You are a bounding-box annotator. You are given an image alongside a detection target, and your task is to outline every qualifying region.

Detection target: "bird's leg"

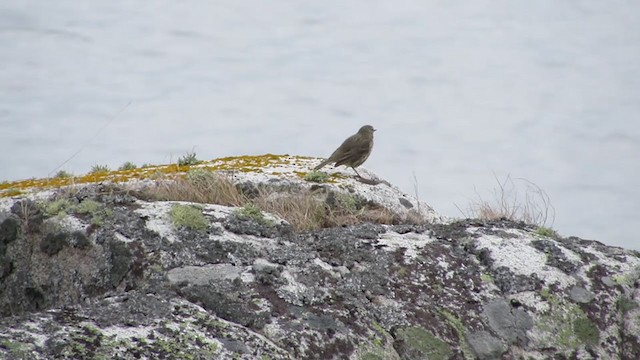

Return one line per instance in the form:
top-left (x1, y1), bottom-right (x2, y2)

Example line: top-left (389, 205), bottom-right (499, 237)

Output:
top-left (351, 167), bottom-right (362, 178)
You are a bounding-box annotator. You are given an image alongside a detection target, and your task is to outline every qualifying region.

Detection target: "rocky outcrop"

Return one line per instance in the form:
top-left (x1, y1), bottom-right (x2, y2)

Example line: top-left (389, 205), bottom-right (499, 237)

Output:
top-left (0, 155), bottom-right (638, 359)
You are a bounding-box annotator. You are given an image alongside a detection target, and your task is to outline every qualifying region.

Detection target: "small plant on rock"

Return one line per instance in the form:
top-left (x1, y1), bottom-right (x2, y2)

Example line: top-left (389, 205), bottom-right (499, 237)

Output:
top-left (43, 198), bottom-right (72, 217)
top-left (457, 174), bottom-right (555, 228)
top-left (536, 226), bottom-right (558, 238)
top-left (304, 171), bottom-right (330, 183)
top-left (75, 199), bottom-right (113, 226)
top-left (118, 162), bottom-right (137, 171)
top-left (234, 203), bottom-right (273, 226)
top-left (90, 164), bottom-right (110, 174)
top-left (169, 203), bottom-right (209, 232)
top-left (177, 152), bottom-right (201, 166)
top-left (54, 170), bottom-right (73, 178)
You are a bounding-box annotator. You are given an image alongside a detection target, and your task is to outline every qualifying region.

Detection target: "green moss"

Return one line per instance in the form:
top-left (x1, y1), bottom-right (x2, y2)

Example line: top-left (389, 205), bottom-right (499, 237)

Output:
top-left (535, 226), bottom-right (558, 237)
top-left (304, 171), bottom-right (330, 183)
top-left (395, 326), bottom-right (452, 360)
top-left (439, 310), bottom-right (473, 359)
top-left (51, 324), bottom-right (105, 358)
top-left (0, 339), bottom-right (32, 359)
top-left (169, 204), bottom-right (209, 232)
top-left (395, 266), bottom-right (407, 277)
top-left (617, 296), bottom-right (639, 314)
top-left (613, 272), bottom-right (637, 287)
top-left (480, 273), bottom-right (493, 283)
top-left (372, 322), bottom-right (387, 337)
top-left (573, 317), bottom-right (599, 346)
top-left (355, 322), bottom-right (399, 360)
top-left (360, 353), bottom-right (385, 360)
top-left (537, 297), bottom-right (600, 350)
top-left (540, 287), bottom-right (551, 300)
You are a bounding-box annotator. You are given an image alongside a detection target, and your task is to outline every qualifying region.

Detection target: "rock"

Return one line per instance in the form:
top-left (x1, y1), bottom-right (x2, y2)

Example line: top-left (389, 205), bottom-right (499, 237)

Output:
top-left (0, 155), bottom-right (638, 359)
top-left (167, 264), bottom-right (244, 286)
top-left (466, 330), bottom-right (506, 360)
top-left (483, 299), bottom-right (533, 346)
top-left (569, 286), bottom-right (595, 303)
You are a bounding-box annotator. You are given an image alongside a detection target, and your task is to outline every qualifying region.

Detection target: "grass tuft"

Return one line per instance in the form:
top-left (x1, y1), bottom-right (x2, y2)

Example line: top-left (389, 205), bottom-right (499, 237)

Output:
top-left (255, 193), bottom-right (325, 230)
top-left (233, 203), bottom-right (273, 226)
top-left (536, 226), bottom-right (559, 238)
top-left (177, 152), bottom-right (201, 166)
top-left (54, 170), bottom-right (73, 178)
top-left (90, 164), bottom-right (110, 174)
top-left (43, 198), bottom-right (73, 217)
top-left (147, 169), bottom-right (246, 206)
top-left (457, 174), bottom-right (555, 227)
top-left (118, 162), bottom-right (137, 171)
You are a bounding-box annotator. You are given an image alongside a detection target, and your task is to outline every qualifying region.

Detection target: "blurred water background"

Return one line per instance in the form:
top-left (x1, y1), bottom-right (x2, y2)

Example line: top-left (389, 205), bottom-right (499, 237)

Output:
top-left (1, 1), bottom-right (639, 249)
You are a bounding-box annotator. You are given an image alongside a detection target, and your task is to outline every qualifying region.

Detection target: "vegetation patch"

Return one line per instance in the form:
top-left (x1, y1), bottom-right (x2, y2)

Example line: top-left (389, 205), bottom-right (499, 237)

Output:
top-left (1, 154), bottom-right (421, 234)
top-left (0, 338), bottom-right (32, 359)
top-left (148, 169), bottom-right (246, 206)
top-left (233, 203), bottom-right (273, 226)
top-left (617, 296), bottom-right (639, 315)
top-left (393, 326), bottom-right (453, 360)
top-left (169, 204), bottom-right (209, 232)
top-left (537, 293), bottom-right (600, 350)
top-left (118, 162), bottom-right (137, 171)
top-left (54, 170), bottom-right (73, 179)
top-left (0, 155), bottom-right (300, 197)
top-left (90, 165), bottom-right (110, 174)
top-left (40, 197), bottom-right (111, 227)
top-left (304, 171), bottom-right (330, 183)
top-left (439, 310), bottom-right (473, 358)
top-left (480, 273), bottom-right (493, 283)
top-left (42, 198), bottom-right (73, 217)
top-left (536, 226), bottom-right (558, 238)
top-left (75, 199), bottom-right (113, 226)
top-left (177, 152), bottom-right (201, 166)
top-left (573, 316), bottom-right (599, 346)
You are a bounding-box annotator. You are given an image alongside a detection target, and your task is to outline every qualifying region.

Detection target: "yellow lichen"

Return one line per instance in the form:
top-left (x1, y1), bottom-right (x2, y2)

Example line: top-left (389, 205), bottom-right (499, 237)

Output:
top-left (0, 154), bottom-right (315, 198)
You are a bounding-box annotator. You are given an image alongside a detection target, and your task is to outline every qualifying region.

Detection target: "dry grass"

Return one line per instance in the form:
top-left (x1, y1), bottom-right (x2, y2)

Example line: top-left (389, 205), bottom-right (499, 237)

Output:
top-left (457, 174), bottom-right (555, 227)
top-left (255, 192), bottom-right (326, 231)
top-left (147, 169), bottom-right (246, 206)
top-left (139, 168), bottom-right (414, 232)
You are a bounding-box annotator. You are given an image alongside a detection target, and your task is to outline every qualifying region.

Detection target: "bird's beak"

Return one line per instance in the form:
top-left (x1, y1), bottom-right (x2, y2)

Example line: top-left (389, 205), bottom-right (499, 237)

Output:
top-left (373, 128), bottom-right (377, 131)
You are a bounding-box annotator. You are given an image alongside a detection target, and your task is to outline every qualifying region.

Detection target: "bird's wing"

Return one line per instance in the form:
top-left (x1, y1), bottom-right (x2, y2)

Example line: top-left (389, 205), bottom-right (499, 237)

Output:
top-left (331, 134), bottom-right (367, 166)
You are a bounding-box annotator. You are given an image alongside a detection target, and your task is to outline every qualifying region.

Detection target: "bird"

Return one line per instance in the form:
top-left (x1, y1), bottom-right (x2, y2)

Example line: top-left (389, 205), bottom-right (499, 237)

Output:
top-left (314, 125), bottom-right (376, 178)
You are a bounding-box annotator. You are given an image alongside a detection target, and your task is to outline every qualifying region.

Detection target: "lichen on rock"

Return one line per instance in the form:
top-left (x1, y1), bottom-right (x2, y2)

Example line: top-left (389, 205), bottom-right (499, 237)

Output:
top-left (0, 154), bottom-right (638, 359)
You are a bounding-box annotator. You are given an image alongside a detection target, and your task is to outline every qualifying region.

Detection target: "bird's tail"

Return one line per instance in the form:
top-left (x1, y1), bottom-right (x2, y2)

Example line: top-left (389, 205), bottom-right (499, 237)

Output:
top-left (314, 159), bottom-right (332, 170)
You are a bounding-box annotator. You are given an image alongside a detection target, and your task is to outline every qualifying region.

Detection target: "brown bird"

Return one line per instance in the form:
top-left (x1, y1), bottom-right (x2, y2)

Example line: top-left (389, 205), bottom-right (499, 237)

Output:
top-left (314, 125), bottom-right (376, 178)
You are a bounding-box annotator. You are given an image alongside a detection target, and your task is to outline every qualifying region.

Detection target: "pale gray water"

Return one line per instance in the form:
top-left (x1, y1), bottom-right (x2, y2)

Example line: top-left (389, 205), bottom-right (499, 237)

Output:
top-left (1, 1), bottom-right (639, 249)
